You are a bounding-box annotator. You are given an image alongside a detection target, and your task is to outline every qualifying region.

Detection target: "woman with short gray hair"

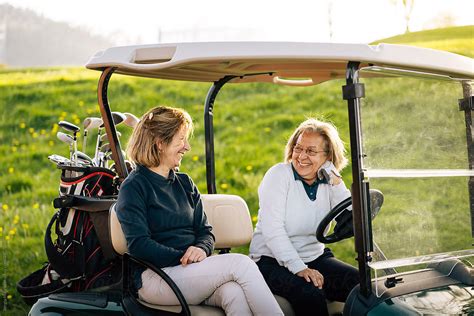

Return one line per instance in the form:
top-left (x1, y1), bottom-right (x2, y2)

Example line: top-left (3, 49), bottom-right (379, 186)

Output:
top-left (250, 117), bottom-right (358, 316)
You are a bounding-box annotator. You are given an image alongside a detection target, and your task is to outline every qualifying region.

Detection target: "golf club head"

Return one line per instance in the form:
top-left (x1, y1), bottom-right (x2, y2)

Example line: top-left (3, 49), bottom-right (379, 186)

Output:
top-left (100, 112), bottom-right (126, 128)
top-left (110, 160), bottom-right (134, 174)
top-left (57, 132), bottom-right (74, 144)
top-left (48, 154), bottom-right (71, 165)
top-left (76, 151), bottom-right (93, 164)
top-left (100, 143), bottom-right (111, 153)
top-left (58, 120), bottom-right (80, 134)
top-left (123, 112), bottom-right (140, 128)
top-left (83, 117), bottom-right (103, 131)
top-left (100, 131), bottom-right (121, 142)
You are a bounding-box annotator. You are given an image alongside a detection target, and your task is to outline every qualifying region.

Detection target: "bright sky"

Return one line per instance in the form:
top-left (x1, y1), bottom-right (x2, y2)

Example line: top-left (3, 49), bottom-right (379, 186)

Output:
top-left (1, 0), bottom-right (472, 44)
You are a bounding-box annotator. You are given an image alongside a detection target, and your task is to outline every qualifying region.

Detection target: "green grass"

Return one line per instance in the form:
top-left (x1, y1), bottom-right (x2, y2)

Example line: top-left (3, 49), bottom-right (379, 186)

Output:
top-left (1, 26), bottom-right (472, 313)
top-left (372, 25), bottom-right (474, 57)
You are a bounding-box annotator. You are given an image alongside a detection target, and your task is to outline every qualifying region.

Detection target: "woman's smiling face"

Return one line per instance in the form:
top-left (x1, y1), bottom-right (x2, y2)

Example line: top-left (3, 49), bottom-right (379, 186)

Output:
top-left (159, 126), bottom-right (191, 170)
top-left (291, 131), bottom-right (328, 184)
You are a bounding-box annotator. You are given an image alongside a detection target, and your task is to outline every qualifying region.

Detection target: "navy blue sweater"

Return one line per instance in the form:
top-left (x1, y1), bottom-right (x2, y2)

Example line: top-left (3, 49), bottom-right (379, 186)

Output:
top-left (115, 165), bottom-right (215, 289)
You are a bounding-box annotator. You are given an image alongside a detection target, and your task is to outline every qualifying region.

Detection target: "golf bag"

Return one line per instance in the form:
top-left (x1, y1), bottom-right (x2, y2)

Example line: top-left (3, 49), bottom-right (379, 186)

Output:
top-left (18, 164), bottom-right (122, 304)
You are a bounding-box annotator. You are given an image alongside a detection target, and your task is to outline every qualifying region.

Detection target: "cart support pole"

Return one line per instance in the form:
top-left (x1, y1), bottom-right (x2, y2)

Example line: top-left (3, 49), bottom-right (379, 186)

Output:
top-left (204, 76), bottom-right (238, 194)
top-left (97, 67), bottom-right (128, 181)
top-left (459, 81), bottom-right (474, 238)
top-left (343, 62), bottom-right (372, 298)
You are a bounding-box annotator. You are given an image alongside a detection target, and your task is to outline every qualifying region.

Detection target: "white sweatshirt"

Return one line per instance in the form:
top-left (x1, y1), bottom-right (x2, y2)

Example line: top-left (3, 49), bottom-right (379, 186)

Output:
top-left (249, 162), bottom-right (351, 274)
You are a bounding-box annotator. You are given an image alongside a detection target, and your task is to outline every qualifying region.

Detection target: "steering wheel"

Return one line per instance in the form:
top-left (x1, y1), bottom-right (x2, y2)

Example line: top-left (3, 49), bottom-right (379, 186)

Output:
top-left (316, 197), bottom-right (352, 244)
top-left (316, 189), bottom-right (384, 244)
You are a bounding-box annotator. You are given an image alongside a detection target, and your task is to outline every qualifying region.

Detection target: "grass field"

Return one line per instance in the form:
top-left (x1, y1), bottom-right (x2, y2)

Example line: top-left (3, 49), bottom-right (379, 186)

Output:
top-left (1, 25), bottom-right (473, 313)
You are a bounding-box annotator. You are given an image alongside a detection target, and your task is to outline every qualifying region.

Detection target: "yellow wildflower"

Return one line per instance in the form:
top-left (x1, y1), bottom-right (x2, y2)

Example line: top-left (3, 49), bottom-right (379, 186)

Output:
top-left (22, 223), bottom-right (29, 230)
top-left (9, 228), bottom-right (16, 236)
top-left (2, 204), bottom-right (8, 211)
top-left (28, 127), bottom-right (34, 134)
top-left (252, 215), bottom-right (258, 222)
top-left (8, 167), bottom-right (14, 173)
top-left (236, 126), bottom-right (243, 132)
top-left (60, 111), bottom-right (67, 117)
top-left (19, 122), bottom-right (26, 129)
top-left (13, 215), bottom-right (20, 225)
top-left (32, 132), bottom-right (38, 138)
top-left (5, 235), bottom-right (10, 241)
top-left (78, 100), bottom-right (84, 107)
top-left (246, 165), bottom-right (253, 171)
top-left (33, 203), bottom-right (40, 209)
top-left (192, 155), bottom-right (199, 161)
top-left (220, 183), bottom-right (228, 190)
top-left (7, 294), bottom-right (12, 300)
top-left (264, 127), bottom-right (272, 133)
top-left (40, 129), bottom-right (46, 135)
top-left (11, 146), bottom-right (17, 152)
top-left (49, 140), bottom-right (55, 147)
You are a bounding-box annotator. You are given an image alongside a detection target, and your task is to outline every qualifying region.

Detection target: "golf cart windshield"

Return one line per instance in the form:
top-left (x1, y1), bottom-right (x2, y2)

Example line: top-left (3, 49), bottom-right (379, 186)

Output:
top-left (359, 67), bottom-right (474, 296)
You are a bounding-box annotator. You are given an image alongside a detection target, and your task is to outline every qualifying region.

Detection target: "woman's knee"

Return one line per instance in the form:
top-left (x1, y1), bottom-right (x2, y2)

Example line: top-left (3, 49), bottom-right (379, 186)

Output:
top-left (223, 253), bottom-right (257, 269)
top-left (219, 253), bottom-right (261, 279)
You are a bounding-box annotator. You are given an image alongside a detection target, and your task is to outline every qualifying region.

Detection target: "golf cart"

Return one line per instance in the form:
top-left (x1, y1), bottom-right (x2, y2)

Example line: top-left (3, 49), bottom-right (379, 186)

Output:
top-left (28, 42), bottom-right (474, 315)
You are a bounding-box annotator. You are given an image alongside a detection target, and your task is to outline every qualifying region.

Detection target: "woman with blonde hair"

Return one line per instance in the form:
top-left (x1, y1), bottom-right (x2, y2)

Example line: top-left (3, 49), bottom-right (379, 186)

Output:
top-left (249, 118), bottom-right (358, 316)
top-left (116, 106), bottom-right (283, 315)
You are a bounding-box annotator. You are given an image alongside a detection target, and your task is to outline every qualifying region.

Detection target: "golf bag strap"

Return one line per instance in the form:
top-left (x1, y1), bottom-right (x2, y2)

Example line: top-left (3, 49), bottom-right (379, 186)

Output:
top-left (53, 195), bottom-right (116, 212)
top-left (45, 212), bottom-right (86, 280)
top-left (88, 212), bottom-right (116, 261)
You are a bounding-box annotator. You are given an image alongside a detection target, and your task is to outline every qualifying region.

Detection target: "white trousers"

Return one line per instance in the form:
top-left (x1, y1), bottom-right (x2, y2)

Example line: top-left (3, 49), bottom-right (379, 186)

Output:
top-left (138, 253), bottom-right (283, 316)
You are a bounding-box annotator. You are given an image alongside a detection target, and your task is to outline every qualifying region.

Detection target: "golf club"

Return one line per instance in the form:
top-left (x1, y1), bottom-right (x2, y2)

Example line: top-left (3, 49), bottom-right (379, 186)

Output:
top-left (58, 121), bottom-right (80, 163)
top-left (94, 112), bottom-right (125, 166)
top-left (100, 131), bottom-right (121, 143)
top-left (123, 112), bottom-right (140, 128)
top-left (82, 117), bottom-right (103, 154)
top-left (56, 131), bottom-right (74, 162)
top-left (48, 154), bottom-right (71, 165)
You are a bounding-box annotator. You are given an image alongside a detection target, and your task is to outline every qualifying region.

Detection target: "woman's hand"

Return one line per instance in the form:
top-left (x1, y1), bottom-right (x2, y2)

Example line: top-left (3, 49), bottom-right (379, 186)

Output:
top-left (180, 246), bottom-right (207, 266)
top-left (318, 161), bottom-right (342, 185)
top-left (296, 268), bottom-right (325, 289)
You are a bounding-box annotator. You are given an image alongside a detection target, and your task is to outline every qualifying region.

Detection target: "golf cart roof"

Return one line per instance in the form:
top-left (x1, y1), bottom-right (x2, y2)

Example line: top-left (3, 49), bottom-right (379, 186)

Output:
top-left (86, 42), bottom-right (474, 84)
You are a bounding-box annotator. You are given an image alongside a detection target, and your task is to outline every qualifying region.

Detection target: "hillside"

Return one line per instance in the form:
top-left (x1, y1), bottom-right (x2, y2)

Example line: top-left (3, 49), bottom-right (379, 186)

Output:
top-left (372, 25), bottom-right (473, 57)
top-left (0, 4), bottom-right (115, 67)
top-left (1, 26), bottom-right (472, 313)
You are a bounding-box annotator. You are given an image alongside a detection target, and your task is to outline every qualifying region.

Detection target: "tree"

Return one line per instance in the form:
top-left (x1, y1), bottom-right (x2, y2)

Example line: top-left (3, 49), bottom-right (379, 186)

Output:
top-left (390, 0), bottom-right (415, 33)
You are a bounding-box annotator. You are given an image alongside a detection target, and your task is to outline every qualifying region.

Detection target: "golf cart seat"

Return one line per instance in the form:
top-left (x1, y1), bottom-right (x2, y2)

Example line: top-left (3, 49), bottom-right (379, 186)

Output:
top-left (110, 194), bottom-right (343, 315)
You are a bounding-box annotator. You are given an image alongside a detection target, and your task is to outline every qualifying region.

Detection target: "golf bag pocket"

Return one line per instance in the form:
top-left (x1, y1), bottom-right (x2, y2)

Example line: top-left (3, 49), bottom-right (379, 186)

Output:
top-left (58, 164), bottom-right (116, 197)
top-left (17, 264), bottom-right (71, 305)
top-left (44, 204), bottom-right (121, 292)
top-left (45, 165), bottom-right (120, 291)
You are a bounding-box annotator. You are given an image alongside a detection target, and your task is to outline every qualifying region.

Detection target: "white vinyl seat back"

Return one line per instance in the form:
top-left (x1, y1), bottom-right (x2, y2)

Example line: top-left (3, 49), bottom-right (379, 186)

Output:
top-left (201, 194), bottom-right (254, 249)
top-left (109, 194), bottom-right (254, 254)
top-left (109, 203), bottom-right (128, 255)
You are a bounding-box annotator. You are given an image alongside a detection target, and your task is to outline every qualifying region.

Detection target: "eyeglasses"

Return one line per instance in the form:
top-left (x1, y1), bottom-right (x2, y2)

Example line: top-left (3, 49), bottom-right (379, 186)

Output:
top-left (293, 145), bottom-right (327, 156)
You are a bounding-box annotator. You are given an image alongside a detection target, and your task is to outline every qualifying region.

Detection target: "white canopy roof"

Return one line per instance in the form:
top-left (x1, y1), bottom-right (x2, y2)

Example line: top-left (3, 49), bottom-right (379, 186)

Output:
top-left (86, 42), bottom-right (474, 84)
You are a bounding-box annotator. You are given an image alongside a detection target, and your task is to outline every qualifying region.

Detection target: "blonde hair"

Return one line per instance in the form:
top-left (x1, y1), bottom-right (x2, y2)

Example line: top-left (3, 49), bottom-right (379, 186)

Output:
top-left (284, 118), bottom-right (348, 171)
top-left (127, 106), bottom-right (193, 167)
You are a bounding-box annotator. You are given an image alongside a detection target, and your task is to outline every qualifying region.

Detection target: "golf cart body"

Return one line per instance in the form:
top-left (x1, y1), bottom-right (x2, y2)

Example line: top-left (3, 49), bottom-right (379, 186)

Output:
top-left (29, 42), bottom-right (474, 315)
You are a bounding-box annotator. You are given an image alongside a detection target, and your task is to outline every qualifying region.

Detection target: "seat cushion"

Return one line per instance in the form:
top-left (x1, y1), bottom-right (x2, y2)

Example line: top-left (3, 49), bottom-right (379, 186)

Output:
top-left (275, 295), bottom-right (295, 316)
top-left (139, 299), bottom-right (225, 315)
top-left (139, 294), bottom-right (343, 315)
